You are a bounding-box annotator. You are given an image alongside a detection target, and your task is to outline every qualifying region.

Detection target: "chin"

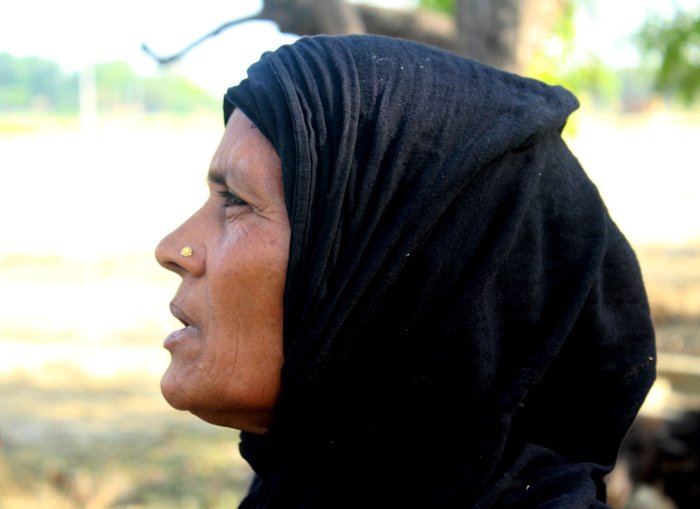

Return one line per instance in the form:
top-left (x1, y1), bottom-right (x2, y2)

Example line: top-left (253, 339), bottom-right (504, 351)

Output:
top-left (160, 367), bottom-right (193, 411)
top-left (192, 407), bottom-right (275, 434)
top-left (160, 367), bottom-right (275, 433)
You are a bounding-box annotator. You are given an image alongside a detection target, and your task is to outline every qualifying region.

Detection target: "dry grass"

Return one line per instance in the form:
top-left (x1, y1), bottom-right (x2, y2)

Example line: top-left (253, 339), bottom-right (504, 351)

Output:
top-left (0, 370), bottom-right (252, 508)
top-left (2, 243), bottom-right (698, 508)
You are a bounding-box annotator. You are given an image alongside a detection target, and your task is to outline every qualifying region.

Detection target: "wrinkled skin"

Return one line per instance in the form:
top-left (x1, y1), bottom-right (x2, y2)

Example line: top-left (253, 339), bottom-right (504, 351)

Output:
top-left (155, 109), bottom-right (289, 433)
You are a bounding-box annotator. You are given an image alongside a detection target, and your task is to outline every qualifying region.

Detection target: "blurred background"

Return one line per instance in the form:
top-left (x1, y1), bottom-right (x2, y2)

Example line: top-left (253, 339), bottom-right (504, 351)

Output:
top-left (1, 0), bottom-right (699, 507)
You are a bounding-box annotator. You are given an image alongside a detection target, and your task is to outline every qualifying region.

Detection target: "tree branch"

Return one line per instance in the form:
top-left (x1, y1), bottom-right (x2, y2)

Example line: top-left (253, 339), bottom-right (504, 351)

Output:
top-left (142, 1), bottom-right (459, 66)
top-left (141, 13), bottom-right (261, 65)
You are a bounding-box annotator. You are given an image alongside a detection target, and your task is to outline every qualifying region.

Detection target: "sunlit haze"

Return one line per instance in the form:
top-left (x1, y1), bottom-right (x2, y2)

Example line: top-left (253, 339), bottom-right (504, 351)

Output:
top-left (3, 0), bottom-right (700, 89)
top-left (1, 0), bottom-right (699, 377)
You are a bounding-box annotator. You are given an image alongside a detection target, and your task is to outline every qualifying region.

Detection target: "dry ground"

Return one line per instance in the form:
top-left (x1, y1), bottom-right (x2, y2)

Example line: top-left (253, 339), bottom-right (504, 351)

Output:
top-left (0, 370), bottom-right (252, 508)
top-left (1, 243), bottom-right (698, 508)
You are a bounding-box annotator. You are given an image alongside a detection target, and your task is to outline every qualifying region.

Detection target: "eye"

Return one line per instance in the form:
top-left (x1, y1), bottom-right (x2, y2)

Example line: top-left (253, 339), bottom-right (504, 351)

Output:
top-left (218, 190), bottom-right (247, 208)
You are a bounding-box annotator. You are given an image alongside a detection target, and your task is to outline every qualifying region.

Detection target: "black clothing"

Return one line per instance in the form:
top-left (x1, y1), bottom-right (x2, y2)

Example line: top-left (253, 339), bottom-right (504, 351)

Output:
top-left (224, 35), bottom-right (656, 508)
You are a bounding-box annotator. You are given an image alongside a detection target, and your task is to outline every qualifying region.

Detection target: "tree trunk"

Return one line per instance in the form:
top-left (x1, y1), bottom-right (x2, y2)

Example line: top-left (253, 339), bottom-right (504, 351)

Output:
top-left (259, 0), bottom-right (566, 72)
top-left (261, 0), bottom-right (364, 35)
top-left (261, 0), bottom-right (457, 53)
top-left (356, 4), bottom-right (458, 54)
top-left (457, 0), bottom-right (567, 73)
top-left (457, 0), bottom-right (520, 71)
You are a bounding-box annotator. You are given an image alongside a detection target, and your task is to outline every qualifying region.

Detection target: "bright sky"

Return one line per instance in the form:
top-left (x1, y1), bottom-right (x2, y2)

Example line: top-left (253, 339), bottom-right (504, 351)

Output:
top-left (2, 0), bottom-right (698, 95)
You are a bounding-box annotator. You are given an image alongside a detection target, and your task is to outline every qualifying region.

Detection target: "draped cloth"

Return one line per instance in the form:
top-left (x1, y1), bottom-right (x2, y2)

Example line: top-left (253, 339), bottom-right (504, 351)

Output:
top-left (223, 35), bottom-right (656, 508)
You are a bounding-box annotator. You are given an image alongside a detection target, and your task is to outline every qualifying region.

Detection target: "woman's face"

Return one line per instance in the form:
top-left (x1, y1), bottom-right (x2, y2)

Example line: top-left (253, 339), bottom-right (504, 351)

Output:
top-left (155, 109), bottom-right (289, 433)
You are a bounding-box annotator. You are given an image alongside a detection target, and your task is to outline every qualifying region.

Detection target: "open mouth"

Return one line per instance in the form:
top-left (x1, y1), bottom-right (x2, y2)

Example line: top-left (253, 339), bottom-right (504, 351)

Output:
top-left (164, 302), bottom-right (199, 351)
top-left (170, 302), bottom-right (195, 329)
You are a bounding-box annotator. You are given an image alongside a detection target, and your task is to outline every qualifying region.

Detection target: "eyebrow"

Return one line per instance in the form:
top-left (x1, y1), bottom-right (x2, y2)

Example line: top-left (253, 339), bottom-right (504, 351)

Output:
top-left (207, 170), bottom-right (227, 187)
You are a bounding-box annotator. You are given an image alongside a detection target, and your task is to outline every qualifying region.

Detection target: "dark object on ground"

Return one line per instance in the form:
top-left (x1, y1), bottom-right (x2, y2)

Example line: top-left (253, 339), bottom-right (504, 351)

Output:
top-left (617, 410), bottom-right (700, 509)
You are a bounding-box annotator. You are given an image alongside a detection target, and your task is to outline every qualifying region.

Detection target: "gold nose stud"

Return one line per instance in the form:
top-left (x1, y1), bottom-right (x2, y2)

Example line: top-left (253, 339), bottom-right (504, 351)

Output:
top-left (180, 246), bottom-right (193, 258)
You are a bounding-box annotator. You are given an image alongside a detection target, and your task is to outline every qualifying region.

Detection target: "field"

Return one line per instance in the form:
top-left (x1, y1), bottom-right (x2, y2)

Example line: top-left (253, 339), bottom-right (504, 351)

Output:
top-left (1, 111), bottom-right (699, 507)
top-left (636, 243), bottom-right (700, 351)
top-left (0, 371), bottom-right (252, 508)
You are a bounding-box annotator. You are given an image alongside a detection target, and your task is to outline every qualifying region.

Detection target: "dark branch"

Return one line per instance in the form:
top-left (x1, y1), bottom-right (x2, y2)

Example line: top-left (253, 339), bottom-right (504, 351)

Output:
top-left (141, 13), bottom-right (261, 65)
top-left (141, 2), bottom-right (460, 67)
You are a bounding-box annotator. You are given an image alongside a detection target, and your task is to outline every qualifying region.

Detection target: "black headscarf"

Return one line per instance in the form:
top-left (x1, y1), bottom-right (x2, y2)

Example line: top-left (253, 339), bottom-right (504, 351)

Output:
top-left (224, 35), bottom-right (655, 508)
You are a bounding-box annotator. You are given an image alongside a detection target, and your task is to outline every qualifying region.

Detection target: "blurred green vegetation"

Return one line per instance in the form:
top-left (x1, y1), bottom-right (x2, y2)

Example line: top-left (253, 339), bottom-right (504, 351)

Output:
top-left (0, 54), bottom-right (79, 113)
top-left (4, 1), bottom-right (699, 117)
top-left (419, 0), bottom-right (454, 15)
top-left (415, 0), bottom-right (639, 109)
top-left (524, 0), bottom-right (626, 109)
top-left (417, 0), bottom-right (699, 111)
top-left (637, 8), bottom-right (700, 105)
top-left (0, 53), bottom-right (218, 116)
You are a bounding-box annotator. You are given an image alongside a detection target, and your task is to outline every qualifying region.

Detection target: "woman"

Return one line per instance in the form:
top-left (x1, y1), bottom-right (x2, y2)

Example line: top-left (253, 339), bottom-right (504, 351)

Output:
top-left (156, 35), bottom-right (656, 508)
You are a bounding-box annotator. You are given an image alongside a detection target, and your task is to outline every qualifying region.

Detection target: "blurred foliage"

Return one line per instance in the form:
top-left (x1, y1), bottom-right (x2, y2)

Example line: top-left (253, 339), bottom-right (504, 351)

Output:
top-left (636, 8), bottom-right (700, 104)
top-left (415, 0), bottom-right (627, 108)
top-left (416, 0), bottom-right (670, 111)
top-left (525, 0), bottom-right (625, 109)
top-left (0, 53), bottom-right (218, 116)
top-left (419, 0), bottom-right (454, 15)
top-left (142, 73), bottom-right (219, 114)
top-left (0, 53), bottom-right (79, 113)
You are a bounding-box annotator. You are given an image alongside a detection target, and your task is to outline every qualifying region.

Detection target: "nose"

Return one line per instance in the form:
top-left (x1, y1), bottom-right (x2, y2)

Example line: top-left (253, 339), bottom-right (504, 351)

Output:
top-left (155, 214), bottom-right (205, 277)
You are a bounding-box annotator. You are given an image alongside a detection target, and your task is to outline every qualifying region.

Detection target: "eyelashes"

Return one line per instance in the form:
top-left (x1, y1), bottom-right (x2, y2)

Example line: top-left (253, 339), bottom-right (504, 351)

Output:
top-left (218, 190), bottom-right (247, 208)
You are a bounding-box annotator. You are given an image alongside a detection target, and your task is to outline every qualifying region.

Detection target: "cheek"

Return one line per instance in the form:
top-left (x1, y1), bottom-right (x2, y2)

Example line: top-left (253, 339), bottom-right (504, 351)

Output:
top-left (203, 226), bottom-right (288, 368)
top-left (203, 270), bottom-right (285, 367)
top-left (161, 223), bottom-right (288, 417)
top-left (209, 227), bottom-right (289, 321)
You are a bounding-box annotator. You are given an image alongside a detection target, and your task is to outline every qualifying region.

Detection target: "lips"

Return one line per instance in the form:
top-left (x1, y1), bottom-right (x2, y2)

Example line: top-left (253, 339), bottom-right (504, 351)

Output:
top-left (170, 301), bottom-right (195, 328)
top-left (164, 301), bottom-right (200, 351)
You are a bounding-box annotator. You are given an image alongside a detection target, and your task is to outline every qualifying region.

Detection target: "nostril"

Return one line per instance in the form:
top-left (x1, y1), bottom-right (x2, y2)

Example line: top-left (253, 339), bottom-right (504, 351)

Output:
top-left (155, 235), bottom-right (185, 272)
top-left (155, 238), bottom-right (170, 265)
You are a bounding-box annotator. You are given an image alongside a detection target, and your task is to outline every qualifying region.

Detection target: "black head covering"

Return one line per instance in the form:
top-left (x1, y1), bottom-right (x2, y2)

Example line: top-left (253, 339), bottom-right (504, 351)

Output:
top-left (224, 35), bottom-right (655, 508)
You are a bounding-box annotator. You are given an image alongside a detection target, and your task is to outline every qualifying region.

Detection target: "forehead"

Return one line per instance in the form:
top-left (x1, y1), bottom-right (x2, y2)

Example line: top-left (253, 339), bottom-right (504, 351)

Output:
top-left (209, 109), bottom-right (282, 193)
top-left (212, 110), bottom-right (266, 168)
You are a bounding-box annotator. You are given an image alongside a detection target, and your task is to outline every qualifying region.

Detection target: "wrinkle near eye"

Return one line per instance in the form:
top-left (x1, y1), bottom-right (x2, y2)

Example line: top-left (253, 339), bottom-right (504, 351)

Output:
top-left (219, 189), bottom-right (247, 208)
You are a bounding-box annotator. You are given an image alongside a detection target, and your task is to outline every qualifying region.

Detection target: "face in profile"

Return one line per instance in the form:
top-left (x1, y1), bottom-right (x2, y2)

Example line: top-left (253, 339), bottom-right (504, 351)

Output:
top-left (155, 109), bottom-right (290, 433)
